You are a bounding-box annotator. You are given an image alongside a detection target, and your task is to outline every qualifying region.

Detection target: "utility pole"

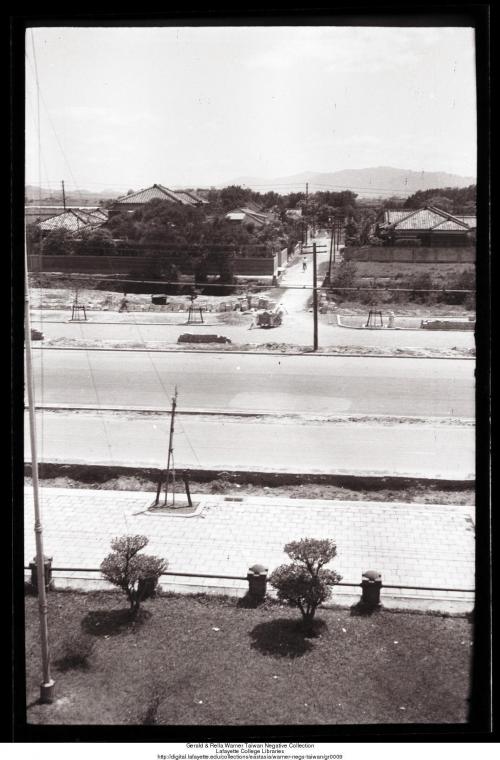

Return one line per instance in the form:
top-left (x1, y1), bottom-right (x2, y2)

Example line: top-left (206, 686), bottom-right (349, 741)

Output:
top-left (333, 217), bottom-right (342, 264)
top-left (24, 238), bottom-right (55, 704)
top-left (305, 182), bottom-right (309, 246)
top-left (328, 221), bottom-right (335, 283)
top-left (313, 241), bottom-right (318, 351)
top-left (154, 387), bottom-right (178, 507)
top-left (61, 180), bottom-right (66, 211)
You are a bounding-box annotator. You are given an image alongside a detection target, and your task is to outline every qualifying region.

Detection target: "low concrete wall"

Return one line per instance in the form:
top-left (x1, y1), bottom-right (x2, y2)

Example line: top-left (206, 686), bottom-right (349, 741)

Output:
top-left (344, 246), bottom-right (475, 263)
top-left (28, 254), bottom-right (275, 277)
top-left (24, 461), bottom-right (474, 490)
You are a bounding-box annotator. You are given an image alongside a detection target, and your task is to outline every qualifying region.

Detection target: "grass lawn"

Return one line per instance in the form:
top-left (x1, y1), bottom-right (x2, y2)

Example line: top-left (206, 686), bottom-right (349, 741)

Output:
top-left (25, 591), bottom-right (472, 726)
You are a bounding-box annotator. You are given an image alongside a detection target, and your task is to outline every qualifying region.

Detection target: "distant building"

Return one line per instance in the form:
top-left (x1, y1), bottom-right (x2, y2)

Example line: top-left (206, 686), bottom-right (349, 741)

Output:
top-left (110, 183), bottom-right (206, 213)
top-left (455, 215), bottom-right (476, 230)
top-left (377, 206), bottom-right (474, 246)
top-left (285, 208), bottom-right (302, 220)
top-left (25, 205), bottom-right (103, 224)
top-left (37, 208), bottom-right (108, 234)
top-left (172, 189), bottom-right (209, 205)
top-left (225, 207), bottom-right (273, 228)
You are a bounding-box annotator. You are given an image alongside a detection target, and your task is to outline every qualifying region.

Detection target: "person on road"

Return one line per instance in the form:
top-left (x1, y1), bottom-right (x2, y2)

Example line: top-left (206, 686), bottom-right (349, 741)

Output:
top-left (118, 294), bottom-right (129, 313)
top-left (248, 310), bottom-right (258, 330)
top-left (302, 257), bottom-right (307, 272)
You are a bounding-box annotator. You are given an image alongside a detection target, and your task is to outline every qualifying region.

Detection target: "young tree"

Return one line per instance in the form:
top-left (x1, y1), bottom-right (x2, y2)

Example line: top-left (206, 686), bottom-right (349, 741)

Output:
top-left (344, 217), bottom-right (360, 245)
top-left (75, 227), bottom-right (116, 256)
top-left (269, 538), bottom-right (342, 634)
top-left (330, 260), bottom-right (358, 301)
top-left (100, 535), bottom-right (168, 618)
top-left (41, 228), bottom-right (76, 256)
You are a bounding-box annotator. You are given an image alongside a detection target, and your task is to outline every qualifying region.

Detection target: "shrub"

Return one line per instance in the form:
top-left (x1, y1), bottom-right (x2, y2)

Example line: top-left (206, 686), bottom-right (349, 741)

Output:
top-left (330, 261), bottom-right (358, 301)
top-left (56, 631), bottom-right (95, 671)
top-left (100, 535), bottom-right (168, 618)
top-left (269, 538), bottom-right (342, 634)
top-left (410, 272), bottom-right (435, 304)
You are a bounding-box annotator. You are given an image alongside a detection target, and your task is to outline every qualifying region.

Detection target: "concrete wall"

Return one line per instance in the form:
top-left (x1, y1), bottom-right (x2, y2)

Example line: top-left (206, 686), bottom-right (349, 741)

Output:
top-left (344, 246), bottom-right (475, 264)
top-left (28, 254), bottom-right (275, 277)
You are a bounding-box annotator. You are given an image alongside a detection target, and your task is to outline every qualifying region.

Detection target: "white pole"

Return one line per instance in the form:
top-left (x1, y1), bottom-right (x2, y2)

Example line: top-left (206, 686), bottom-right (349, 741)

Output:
top-left (24, 239), bottom-right (55, 703)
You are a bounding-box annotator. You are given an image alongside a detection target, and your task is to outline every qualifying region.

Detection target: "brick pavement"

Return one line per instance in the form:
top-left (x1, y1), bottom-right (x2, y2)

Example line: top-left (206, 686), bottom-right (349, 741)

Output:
top-left (24, 487), bottom-right (475, 613)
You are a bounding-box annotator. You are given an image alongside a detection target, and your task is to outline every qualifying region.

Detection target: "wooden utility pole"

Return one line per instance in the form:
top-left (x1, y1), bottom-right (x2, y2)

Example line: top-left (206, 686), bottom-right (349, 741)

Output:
top-left (165, 387), bottom-right (178, 506)
top-left (328, 222), bottom-right (335, 283)
top-left (25, 239), bottom-right (55, 704)
top-left (154, 387), bottom-right (178, 507)
top-left (305, 182), bottom-right (309, 246)
top-left (313, 242), bottom-right (318, 351)
top-left (61, 180), bottom-right (66, 211)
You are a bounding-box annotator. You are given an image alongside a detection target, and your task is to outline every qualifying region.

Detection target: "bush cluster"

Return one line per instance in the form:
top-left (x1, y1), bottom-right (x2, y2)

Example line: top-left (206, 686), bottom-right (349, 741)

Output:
top-left (330, 262), bottom-right (475, 307)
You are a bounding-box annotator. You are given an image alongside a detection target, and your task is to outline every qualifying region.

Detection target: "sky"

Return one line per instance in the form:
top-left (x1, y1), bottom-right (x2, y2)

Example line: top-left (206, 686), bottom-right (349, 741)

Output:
top-left (25, 25), bottom-right (477, 194)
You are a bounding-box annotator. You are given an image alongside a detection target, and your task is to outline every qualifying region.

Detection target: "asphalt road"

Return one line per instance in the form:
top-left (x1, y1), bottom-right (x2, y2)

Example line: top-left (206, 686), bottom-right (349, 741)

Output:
top-left (30, 349), bottom-right (475, 418)
top-left (25, 411), bottom-right (475, 480)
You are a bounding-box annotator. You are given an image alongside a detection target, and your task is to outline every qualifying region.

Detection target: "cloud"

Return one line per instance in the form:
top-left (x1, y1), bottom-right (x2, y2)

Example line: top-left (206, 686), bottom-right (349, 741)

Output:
top-left (245, 26), bottom-right (472, 74)
top-left (51, 105), bottom-right (157, 127)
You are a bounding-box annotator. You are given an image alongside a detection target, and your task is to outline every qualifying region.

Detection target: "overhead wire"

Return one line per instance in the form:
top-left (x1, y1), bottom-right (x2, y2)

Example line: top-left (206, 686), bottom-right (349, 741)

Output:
top-left (28, 31), bottom-right (115, 467)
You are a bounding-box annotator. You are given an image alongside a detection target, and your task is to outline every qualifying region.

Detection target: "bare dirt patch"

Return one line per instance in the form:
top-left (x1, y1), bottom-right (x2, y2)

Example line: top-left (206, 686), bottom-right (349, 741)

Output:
top-left (24, 476), bottom-right (475, 505)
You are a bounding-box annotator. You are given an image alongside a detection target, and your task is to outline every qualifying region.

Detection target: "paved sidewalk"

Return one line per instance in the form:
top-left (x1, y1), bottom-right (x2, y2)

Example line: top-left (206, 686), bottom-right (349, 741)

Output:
top-left (24, 487), bottom-right (475, 613)
top-left (30, 310), bottom-right (475, 352)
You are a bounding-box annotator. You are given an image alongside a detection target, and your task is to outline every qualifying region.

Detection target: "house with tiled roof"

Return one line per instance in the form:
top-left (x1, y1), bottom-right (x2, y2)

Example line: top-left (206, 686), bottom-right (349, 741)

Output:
top-left (110, 183), bottom-right (205, 213)
top-left (455, 215), bottom-right (476, 230)
top-left (225, 207), bottom-right (273, 228)
top-left (173, 189), bottom-right (209, 205)
top-left (377, 206), bottom-right (474, 246)
top-left (26, 205), bottom-right (103, 224)
top-left (37, 208), bottom-right (109, 234)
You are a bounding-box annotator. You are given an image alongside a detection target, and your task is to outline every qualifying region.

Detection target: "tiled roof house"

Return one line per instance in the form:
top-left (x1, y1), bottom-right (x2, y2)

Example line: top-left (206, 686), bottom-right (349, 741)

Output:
top-left (173, 189), bottom-right (209, 205)
top-left (225, 207), bottom-right (273, 228)
top-left (110, 184), bottom-right (205, 213)
top-left (378, 206), bottom-right (474, 246)
top-left (26, 205), bottom-right (103, 224)
top-left (37, 208), bottom-right (109, 234)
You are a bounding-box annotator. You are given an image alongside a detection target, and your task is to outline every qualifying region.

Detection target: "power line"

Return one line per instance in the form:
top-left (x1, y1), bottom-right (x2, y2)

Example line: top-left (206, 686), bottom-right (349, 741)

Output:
top-left (26, 272), bottom-right (474, 294)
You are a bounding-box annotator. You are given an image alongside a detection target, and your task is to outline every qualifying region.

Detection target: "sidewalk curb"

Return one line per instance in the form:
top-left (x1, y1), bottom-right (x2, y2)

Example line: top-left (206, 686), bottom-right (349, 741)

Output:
top-left (29, 345), bottom-right (475, 360)
top-left (31, 319), bottom-right (222, 327)
top-left (24, 461), bottom-right (475, 490)
top-left (27, 403), bottom-right (475, 425)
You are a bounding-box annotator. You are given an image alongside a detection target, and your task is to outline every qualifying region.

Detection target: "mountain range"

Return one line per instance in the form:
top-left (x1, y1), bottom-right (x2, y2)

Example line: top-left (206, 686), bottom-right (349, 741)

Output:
top-left (25, 167), bottom-right (476, 203)
top-left (228, 167), bottom-right (476, 197)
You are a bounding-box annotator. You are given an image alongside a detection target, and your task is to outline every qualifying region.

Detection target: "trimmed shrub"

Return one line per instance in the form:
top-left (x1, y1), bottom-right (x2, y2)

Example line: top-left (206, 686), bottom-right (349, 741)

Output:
top-left (56, 631), bottom-right (95, 671)
top-left (100, 535), bottom-right (168, 618)
top-left (269, 538), bottom-right (342, 634)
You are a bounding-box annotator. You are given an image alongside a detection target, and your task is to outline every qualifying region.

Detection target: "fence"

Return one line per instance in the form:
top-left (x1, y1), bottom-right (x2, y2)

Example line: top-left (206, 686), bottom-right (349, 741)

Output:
top-left (28, 255), bottom-right (276, 278)
top-left (26, 563), bottom-right (475, 608)
top-left (344, 246), bottom-right (476, 263)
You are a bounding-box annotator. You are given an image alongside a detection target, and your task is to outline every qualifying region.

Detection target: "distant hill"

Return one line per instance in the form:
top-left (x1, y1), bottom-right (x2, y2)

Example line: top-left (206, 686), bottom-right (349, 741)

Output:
top-left (25, 185), bottom-right (123, 205)
top-left (229, 167), bottom-right (476, 197)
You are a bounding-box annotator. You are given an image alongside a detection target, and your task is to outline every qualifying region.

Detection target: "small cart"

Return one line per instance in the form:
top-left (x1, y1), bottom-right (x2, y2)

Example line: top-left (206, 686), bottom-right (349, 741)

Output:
top-left (256, 309), bottom-right (283, 328)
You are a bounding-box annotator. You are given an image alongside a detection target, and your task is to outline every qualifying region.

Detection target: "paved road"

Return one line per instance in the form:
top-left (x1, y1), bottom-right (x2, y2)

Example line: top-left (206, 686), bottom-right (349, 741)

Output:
top-left (30, 350), bottom-right (475, 418)
top-left (25, 411), bottom-right (475, 480)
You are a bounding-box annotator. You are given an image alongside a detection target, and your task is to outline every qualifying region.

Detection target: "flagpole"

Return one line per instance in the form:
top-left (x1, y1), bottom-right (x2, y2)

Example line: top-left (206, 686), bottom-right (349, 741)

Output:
top-left (24, 237), bottom-right (55, 704)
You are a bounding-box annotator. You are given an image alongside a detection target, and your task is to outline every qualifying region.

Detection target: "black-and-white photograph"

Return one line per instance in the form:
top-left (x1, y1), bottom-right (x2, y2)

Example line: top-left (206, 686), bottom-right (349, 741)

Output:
top-left (16, 11), bottom-right (491, 740)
